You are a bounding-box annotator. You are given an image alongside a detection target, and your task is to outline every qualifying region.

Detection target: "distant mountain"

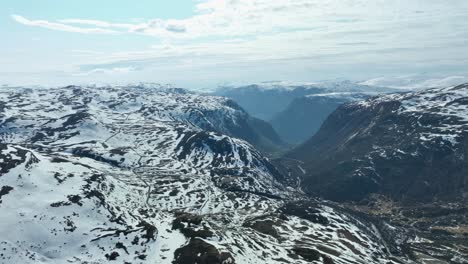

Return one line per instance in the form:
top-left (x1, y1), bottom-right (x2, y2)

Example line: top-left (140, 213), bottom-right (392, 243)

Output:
top-left (213, 84), bottom-right (313, 121)
top-left (215, 81), bottom-right (398, 144)
top-left (360, 75), bottom-right (468, 90)
top-left (287, 83), bottom-right (468, 203)
top-left (271, 93), bottom-right (370, 144)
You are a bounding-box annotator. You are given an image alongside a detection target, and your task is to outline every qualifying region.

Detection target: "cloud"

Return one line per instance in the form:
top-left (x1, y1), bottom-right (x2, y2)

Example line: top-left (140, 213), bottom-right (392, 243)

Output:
top-left (12, 0), bottom-right (468, 41)
top-left (73, 67), bottom-right (136, 76)
top-left (165, 24), bottom-right (187, 33)
top-left (360, 75), bottom-right (468, 89)
top-left (11, 15), bottom-right (117, 34)
top-left (10, 0), bottom-right (370, 38)
top-left (8, 0), bottom-right (468, 87)
top-left (58, 19), bottom-right (134, 29)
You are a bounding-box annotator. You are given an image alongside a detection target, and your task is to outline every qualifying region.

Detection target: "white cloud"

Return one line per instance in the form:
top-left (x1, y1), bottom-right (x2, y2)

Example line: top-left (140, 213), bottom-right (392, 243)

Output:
top-left (73, 67), bottom-right (136, 76)
top-left (11, 15), bottom-right (117, 34)
top-left (58, 19), bottom-right (134, 29)
top-left (8, 0), bottom-right (468, 87)
top-left (12, 1), bottom-right (468, 41)
top-left (360, 75), bottom-right (468, 90)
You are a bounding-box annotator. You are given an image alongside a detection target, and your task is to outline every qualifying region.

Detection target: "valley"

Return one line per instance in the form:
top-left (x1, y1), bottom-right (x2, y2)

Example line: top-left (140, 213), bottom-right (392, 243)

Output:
top-left (0, 83), bottom-right (467, 263)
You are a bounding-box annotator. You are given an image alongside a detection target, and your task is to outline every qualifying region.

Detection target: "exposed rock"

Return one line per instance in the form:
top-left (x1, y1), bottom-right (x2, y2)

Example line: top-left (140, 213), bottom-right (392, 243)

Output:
top-left (173, 238), bottom-right (235, 264)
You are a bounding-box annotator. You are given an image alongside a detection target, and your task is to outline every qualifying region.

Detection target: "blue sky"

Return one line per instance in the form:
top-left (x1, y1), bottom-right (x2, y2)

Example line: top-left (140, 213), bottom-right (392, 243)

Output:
top-left (3, 0), bottom-right (195, 20)
top-left (1, 0), bottom-right (468, 89)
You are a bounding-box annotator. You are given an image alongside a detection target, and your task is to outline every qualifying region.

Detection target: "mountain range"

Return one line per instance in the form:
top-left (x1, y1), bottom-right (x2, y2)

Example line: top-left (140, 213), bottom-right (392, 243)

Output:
top-left (288, 83), bottom-right (468, 203)
top-left (214, 81), bottom-right (399, 144)
top-left (0, 83), bottom-right (467, 263)
top-left (0, 85), bottom-right (406, 264)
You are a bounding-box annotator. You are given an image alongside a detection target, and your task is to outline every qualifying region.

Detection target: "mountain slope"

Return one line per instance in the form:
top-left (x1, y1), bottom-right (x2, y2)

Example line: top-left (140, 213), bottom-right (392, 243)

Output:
top-left (213, 84), bottom-right (313, 121)
top-left (271, 93), bottom-right (369, 144)
top-left (288, 83), bottom-right (468, 202)
top-left (214, 81), bottom-right (399, 145)
top-left (0, 85), bottom-right (408, 264)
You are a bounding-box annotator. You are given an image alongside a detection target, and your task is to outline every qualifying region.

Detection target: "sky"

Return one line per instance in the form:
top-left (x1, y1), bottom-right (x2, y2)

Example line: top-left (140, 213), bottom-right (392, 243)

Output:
top-left (1, 0), bottom-right (468, 89)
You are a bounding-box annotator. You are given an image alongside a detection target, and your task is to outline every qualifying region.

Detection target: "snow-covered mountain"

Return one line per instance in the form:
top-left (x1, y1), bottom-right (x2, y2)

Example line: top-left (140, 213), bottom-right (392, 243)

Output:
top-left (0, 85), bottom-right (409, 264)
top-left (285, 84), bottom-right (468, 263)
top-left (360, 75), bottom-right (468, 90)
top-left (288, 83), bottom-right (468, 202)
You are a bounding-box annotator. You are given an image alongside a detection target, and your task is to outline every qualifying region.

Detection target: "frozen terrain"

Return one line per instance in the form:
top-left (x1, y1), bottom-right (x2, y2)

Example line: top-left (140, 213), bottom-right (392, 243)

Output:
top-left (0, 85), bottom-right (410, 263)
top-left (287, 84), bottom-right (468, 263)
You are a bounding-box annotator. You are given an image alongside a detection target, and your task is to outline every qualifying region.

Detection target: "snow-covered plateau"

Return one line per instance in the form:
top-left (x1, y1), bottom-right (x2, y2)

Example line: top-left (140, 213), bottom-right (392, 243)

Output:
top-left (0, 85), bottom-right (415, 264)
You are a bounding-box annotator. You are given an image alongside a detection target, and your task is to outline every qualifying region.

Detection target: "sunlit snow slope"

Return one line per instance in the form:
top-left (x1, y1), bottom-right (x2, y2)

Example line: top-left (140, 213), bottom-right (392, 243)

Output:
top-left (0, 85), bottom-right (406, 264)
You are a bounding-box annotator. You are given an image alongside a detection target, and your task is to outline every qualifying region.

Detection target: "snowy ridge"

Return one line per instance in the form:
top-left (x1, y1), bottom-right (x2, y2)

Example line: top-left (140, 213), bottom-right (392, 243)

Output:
top-left (219, 80), bottom-right (396, 94)
top-left (360, 75), bottom-right (468, 90)
top-left (285, 84), bottom-right (468, 263)
top-left (0, 85), bottom-right (405, 263)
top-left (305, 92), bottom-right (371, 101)
top-left (356, 83), bottom-right (468, 145)
top-left (289, 83), bottom-right (468, 202)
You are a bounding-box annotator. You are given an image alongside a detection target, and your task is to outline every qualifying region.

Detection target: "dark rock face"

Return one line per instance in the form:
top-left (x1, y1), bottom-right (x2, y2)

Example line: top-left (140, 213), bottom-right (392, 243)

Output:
top-left (288, 84), bottom-right (468, 202)
top-left (173, 238), bottom-right (235, 264)
top-left (271, 95), bottom-right (368, 144)
top-left (279, 201), bottom-right (329, 225)
top-left (290, 247), bottom-right (321, 262)
top-left (0, 186), bottom-right (13, 204)
top-left (0, 144), bottom-right (29, 174)
top-left (172, 213), bottom-right (214, 239)
top-left (175, 131), bottom-right (256, 168)
top-left (242, 218), bottom-right (280, 238)
top-left (190, 98), bottom-right (287, 154)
